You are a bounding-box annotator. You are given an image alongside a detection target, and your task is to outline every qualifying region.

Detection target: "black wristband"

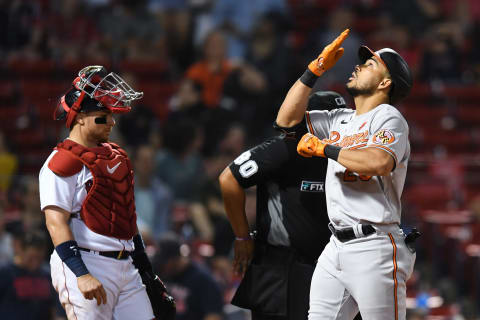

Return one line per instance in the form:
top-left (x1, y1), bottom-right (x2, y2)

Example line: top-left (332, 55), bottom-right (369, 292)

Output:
top-left (299, 69), bottom-right (318, 88)
top-left (324, 144), bottom-right (342, 161)
top-left (55, 240), bottom-right (89, 277)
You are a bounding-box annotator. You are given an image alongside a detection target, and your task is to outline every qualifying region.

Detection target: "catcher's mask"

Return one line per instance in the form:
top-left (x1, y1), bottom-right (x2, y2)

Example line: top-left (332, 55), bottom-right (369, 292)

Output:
top-left (54, 65), bottom-right (143, 128)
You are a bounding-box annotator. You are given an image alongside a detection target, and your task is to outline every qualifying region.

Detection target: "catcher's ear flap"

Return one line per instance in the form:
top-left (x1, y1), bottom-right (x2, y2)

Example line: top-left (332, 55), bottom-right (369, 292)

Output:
top-left (53, 88), bottom-right (86, 128)
top-left (53, 96), bottom-right (69, 121)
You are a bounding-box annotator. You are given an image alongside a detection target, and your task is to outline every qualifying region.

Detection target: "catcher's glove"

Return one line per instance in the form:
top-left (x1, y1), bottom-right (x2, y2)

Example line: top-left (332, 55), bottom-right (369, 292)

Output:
top-left (133, 250), bottom-right (176, 320)
top-left (140, 269), bottom-right (176, 320)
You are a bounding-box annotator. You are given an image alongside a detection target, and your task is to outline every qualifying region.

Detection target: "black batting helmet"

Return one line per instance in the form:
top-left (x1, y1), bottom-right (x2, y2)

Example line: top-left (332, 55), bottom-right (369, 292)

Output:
top-left (358, 46), bottom-right (413, 105)
top-left (308, 91), bottom-right (347, 111)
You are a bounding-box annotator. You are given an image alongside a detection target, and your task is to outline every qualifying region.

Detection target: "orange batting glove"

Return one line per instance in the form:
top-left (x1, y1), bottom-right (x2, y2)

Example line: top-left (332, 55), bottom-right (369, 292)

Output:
top-left (297, 133), bottom-right (326, 158)
top-left (308, 29), bottom-right (350, 76)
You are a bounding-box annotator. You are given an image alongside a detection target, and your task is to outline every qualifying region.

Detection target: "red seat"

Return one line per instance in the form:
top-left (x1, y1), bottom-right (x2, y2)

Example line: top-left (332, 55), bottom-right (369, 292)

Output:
top-left (404, 184), bottom-right (453, 210)
top-left (458, 104), bottom-right (480, 123)
top-left (402, 104), bottom-right (449, 126)
top-left (7, 59), bottom-right (55, 75)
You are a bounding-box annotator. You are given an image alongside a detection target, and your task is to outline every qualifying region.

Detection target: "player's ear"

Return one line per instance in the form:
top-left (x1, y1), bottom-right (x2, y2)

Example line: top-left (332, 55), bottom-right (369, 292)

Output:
top-left (75, 113), bottom-right (85, 126)
top-left (378, 78), bottom-right (392, 91)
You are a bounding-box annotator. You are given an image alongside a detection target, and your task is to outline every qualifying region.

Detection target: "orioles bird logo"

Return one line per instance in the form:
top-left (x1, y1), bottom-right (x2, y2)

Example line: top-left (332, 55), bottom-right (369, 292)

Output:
top-left (373, 129), bottom-right (395, 144)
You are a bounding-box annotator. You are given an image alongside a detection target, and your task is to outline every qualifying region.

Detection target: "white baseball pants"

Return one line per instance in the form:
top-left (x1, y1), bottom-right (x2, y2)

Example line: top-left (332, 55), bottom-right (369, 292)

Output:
top-left (50, 250), bottom-right (154, 320)
top-left (309, 225), bottom-right (415, 320)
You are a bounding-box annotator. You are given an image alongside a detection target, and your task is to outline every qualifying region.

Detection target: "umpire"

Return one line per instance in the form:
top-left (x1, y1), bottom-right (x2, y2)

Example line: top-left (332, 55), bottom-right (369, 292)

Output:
top-left (219, 91), bottom-right (348, 319)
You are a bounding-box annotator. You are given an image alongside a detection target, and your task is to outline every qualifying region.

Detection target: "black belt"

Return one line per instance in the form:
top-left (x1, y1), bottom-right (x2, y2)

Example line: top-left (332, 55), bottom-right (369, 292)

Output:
top-left (78, 247), bottom-right (131, 260)
top-left (328, 223), bottom-right (376, 242)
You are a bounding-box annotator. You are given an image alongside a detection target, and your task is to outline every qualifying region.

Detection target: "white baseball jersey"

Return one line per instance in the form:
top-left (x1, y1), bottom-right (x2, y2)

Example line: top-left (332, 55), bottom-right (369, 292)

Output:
top-left (39, 146), bottom-right (153, 320)
top-left (39, 150), bottom-right (134, 252)
top-left (306, 103), bottom-right (410, 227)
top-left (304, 104), bottom-right (415, 320)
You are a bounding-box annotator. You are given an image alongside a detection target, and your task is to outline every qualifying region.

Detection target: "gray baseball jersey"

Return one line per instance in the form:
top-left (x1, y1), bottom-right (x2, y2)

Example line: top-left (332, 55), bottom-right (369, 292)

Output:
top-left (305, 103), bottom-right (410, 227)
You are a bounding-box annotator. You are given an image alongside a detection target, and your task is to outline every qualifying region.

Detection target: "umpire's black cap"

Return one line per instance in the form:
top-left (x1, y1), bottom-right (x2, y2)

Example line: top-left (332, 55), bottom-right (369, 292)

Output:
top-left (358, 46), bottom-right (413, 105)
top-left (308, 91), bottom-right (347, 111)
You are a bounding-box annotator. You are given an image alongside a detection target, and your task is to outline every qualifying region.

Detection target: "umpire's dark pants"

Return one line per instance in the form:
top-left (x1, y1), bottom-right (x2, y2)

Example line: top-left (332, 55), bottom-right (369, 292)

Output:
top-left (232, 243), bottom-right (317, 320)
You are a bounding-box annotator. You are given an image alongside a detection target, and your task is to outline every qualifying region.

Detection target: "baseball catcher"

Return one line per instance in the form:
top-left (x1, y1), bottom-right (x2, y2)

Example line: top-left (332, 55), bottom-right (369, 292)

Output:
top-left (40, 65), bottom-right (175, 320)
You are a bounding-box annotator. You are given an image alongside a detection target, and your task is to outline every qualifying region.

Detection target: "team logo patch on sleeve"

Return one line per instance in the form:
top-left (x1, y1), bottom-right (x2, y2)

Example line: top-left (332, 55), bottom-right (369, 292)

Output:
top-left (373, 129), bottom-right (395, 144)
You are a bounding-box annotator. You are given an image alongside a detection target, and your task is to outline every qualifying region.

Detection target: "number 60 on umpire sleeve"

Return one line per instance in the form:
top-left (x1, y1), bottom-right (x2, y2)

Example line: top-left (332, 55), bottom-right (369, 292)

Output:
top-left (234, 151), bottom-right (259, 178)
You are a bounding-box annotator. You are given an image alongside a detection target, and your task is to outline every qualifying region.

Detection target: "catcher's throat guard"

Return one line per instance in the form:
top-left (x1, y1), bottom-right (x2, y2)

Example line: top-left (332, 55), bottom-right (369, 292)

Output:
top-left (54, 65), bottom-right (143, 128)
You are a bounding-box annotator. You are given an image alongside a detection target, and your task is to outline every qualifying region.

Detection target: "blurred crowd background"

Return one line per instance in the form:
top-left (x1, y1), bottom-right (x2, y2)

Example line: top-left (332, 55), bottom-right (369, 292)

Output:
top-left (1, 0), bottom-right (480, 319)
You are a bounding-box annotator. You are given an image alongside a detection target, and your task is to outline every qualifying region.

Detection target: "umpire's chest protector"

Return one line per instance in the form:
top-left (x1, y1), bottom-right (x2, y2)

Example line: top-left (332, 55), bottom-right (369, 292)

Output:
top-left (48, 139), bottom-right (137, 239)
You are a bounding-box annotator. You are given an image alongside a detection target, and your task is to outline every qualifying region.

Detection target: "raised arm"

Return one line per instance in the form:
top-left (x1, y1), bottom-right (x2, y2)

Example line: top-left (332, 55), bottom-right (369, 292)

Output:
top-left (275, 80), bottom-right (312, 128)
top-left (276, 29), bottom-right (350, 128)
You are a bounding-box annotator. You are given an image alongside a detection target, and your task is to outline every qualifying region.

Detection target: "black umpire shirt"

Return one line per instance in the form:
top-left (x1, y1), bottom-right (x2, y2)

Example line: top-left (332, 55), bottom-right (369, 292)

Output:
top-left (229, 133), bottom-right (330, 262)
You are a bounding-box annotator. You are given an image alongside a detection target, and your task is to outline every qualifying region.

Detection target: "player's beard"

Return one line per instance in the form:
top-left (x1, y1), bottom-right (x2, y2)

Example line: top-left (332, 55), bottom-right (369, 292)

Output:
top-left (345, 82), bottom-right (376, 98)
top-left (88, 130), bottom-right (110, 144)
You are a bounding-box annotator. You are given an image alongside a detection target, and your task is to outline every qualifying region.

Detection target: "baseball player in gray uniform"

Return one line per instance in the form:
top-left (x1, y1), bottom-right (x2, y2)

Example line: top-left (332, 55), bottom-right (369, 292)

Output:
top-left (275, 29), bottom-right (418, 320)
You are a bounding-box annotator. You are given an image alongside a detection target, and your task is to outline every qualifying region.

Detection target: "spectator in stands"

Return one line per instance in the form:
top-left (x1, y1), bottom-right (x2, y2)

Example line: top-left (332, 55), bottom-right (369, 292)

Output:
top-left (133, 145), bottom-right (173, 241)
top-left (469, 22), bottom-right (480, 84)
top-left (184, 29), bottom-right (233, 109)
top-left (307, 7), bottom-right (361, 86)
top-left (384, 0), bottom-right (442, 34)
top-left (117, 74), bottom-right (159, 148)
top-left (46, 0), bottom-right (100, 62)
top-left (0, 131), bottom-right (18, 194)
top-left (14, 176), bottom-right (49, 249)
top-left (245, 13), bottom-right (291, 96)
top-left (189, 151), bottom-right (235, 254)
top-left (419, 28), bottom-right (462, 83)
top-left (156, 117), bottom-right (205, 202)
top-left (0, 229), bottom-right (55, 320)
top-left (217, 124), bottom-right (247, 158)
top-left (148, 0), bottom-right (195, 72)
top-left (4, 0), bottom-right (40, 52)
top-left (0, 213), bottom-right (14, 267)
top-left (222, 61), bottom-right (269, 141)
top-left (168, 79), bottom-right (206, 120)
top-left (99, 0), bottom-right (161, 59)
top-left (153, 233), bottom-right (224, 320)
top-left (210, 0), bottom-right (287, 59)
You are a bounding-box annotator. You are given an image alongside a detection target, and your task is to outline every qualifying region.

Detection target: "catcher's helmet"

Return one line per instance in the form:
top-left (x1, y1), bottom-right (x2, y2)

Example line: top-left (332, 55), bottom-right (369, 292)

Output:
top-left (308, 91), bottom-right (346, 111)
top-left (54, 65), bottom-right (143, 128)
top-left (358, 46), bottom-right (412, 105)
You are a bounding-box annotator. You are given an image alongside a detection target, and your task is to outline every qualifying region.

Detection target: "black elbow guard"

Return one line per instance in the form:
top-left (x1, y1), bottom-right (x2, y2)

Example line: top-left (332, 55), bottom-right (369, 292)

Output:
top-left (273, 120), bottom-right (308, 138)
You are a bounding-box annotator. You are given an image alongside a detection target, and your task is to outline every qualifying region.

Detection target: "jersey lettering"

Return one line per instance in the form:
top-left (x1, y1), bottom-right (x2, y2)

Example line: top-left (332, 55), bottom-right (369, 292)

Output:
top-left (337, 130), bottom-right (369, 148)
top-left (234, 151), bottom-right (251, 165)
top-left (322, 131), bottom-right (341, 144)
top-left (239, 160), bottom-right (258, 178)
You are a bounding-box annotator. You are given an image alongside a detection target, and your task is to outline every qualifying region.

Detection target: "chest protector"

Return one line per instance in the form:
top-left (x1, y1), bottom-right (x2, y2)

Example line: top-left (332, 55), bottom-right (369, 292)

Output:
top-left (48, 139), bottom-right (137, 239)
